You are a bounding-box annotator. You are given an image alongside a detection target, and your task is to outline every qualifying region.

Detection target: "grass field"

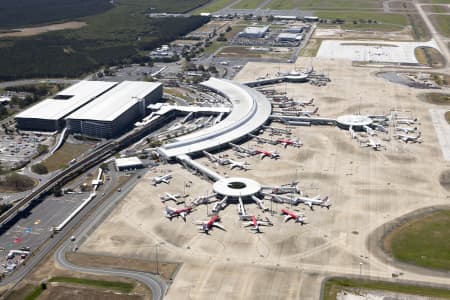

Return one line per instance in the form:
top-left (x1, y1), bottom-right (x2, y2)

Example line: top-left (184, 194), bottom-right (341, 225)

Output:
top-left (384, 210), bottom-right (450, 271)
top-left (42, 142), bottom-right (91, 172)
top-left (4, 284), bottom-right (39, 300)
top-left (323, 277), bottom-right (450, 300)
top-left (232, 0), bottom-right (266, 9)
top-left (194, 0), bottom-right (235, 13)
top-left (419, 0), bottom-right (450, 3)
top-left (424, 93), bottom-right (450, 105)
top-left (414, 47), bottom-right (445, 66)
top-left (266, 0), bottom-right (383, 10)
top-left (204, 41), bottom-right (226, 54)
top-left (431, 14), bottom-right (450, 37)
top-left (48, 276), bottom-right (135, 293)
top-left (300, 39), bottom-right (322, 57)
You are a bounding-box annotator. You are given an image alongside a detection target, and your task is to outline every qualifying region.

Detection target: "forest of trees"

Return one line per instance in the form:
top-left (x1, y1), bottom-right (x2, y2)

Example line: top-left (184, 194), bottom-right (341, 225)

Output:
top-left (0, 0), bottom-right (113, 28)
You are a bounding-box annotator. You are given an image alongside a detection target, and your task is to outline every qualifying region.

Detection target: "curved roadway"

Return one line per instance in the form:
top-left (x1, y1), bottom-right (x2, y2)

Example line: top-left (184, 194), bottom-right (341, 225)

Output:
top-left (158, 78), bottom-right (272, 158)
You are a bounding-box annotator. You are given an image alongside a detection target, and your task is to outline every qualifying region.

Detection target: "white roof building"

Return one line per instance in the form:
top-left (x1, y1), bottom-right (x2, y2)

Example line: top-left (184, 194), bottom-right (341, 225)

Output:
top-left (240, 26), bottom-right (269, 38)
top-left (115, 157), bottom-right (144, 171)
top-left (66, 81), bottom-right (162, 122)
top-left (16, 81), bottom-right (117, 121)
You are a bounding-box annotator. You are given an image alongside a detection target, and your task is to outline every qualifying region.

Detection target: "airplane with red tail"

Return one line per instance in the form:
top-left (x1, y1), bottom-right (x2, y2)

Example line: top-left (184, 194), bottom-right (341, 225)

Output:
top-left (195, 215), bottom-right (226, 234)
top-left (281, 208), bottom-right (306, 225)
top-left (165, 206), bottom-right (193, 221)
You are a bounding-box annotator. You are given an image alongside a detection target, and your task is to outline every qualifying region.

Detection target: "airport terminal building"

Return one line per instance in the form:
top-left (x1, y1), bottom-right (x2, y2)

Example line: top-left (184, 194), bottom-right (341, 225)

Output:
top-left (15, 81), bottom-right (117, 132)
top-left (65, 81), bottom-right (162, 138)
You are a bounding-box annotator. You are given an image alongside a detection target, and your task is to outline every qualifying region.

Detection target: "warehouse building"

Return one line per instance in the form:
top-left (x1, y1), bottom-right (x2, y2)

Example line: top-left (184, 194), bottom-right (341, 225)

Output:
top-left (65, 81), bottom-right (162, 139)
top-left (15, 81), bottom-right (117, 132)
top-left (277, 32), bottom-right (303, 42)
top-left (239, 26), bottom-right (269, 38)
top-left (115, 157), bottom-right (144, 171)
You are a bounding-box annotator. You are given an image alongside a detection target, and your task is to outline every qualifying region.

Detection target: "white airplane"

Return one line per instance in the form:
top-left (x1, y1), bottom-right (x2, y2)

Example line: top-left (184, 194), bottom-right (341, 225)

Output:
top-left (363, 125), bottom-right (376, 136)
top-left (160, 192), bottom-right (184, 204)
top-left (349, 126), bottom-right (356, 139)
top-left (396, 132), bottom-right (422, 143)
top-left (229, 143), bottom-right (257, 155)
top-left (295, 195), bottom-right (331, 210)
top-left (362, 139), bottom-right (383, 151)
top-left (228, 159), bottom-right (250, 170)
top-left (195, 215), bottom-right (225, 234)
top-left (396, 126), bottom-right (417, 134)
top-left (203, 151), bottom-right (230, 165)
top-left (296, 107), bottom-right (319, 117)
top-left (152, 174), bottom-right (172, 186)
top-left (281, 208), bottom-right (306, 224)
top-left (165, 206), bottom-right (193, 221)
top-left (297, 98), bottom-right (314, 107)
top-left (244, 215), bottom-right (273, 233)
top-left (256, 149), bottom-right (280, 160)
top-left (396, 119), bottom-right (417, 126)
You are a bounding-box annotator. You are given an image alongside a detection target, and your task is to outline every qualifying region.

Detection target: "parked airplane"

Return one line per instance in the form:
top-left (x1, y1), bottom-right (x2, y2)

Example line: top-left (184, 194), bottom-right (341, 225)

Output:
top-left (160, 192), bottom-right (184, 204)
top-left (244, 215), bottom-right (273, 233)
top-left (297, 107), bottom-right (319, 117)
top-left (396, 119), bottom-right (417, 126)
top-left (152, 174), bottom-right (172, 186)
top-left (256, 149), bottom-right (280, 159)
top-left (298, 98), bottom-right (314, 107)
top-left (277, 138), bottom-right (302, 148)
top-left (281, 208), bottom-right (306, 224)
top-left (203, 151), bottom-right (230, 165)
top-left (396, 126), bottom-right (417, 134)
top-left (362, 139), bottom-right (383, 151)
top-left (229, 143), bottom-right (257, 155)
top-left (228, 159), bottom-right (250, 170)
top-left (396, 132), bottom-right (422, 143)
top-left (295, 195), bottom-right (331, 210)
top-left (165, 206), bottom-right (193, 221)
top-left (195, 215), bottom-right (225, 234)
top-left (349, 125), bottom-right (356, 139)
top-left (363, 125), bottom-right (376, 136)
top-left (250, 134), bottom-right (278, 145)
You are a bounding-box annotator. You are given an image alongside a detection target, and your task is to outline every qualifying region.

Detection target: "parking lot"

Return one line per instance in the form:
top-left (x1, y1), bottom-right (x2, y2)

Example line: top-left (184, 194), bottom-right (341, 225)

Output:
top-left (0, 192), bottom-right (85, 275)
top-left (0, 134), bottom-right (53, 169)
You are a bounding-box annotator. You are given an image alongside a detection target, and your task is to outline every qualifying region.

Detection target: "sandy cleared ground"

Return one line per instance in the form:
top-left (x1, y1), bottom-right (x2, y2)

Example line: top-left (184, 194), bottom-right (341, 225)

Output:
top-left (80, 58), bottom-right (450, 299)
top-left (313, 27), bottom-right (415, 41)
top-left (0, 21), bottom-right (86, 38)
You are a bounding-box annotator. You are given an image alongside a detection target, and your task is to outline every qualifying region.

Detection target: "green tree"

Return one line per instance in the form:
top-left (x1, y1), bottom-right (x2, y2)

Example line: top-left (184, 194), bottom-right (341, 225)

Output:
top-left (31, 163), bottom-right (48, 174)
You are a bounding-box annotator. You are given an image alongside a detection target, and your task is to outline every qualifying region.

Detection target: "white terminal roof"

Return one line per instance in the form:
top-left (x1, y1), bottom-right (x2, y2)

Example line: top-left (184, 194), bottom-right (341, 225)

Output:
top-left (67, 81), bottom-right (162, 122)
top-left (278, 33), bottom-right (302, 40)
top-left (115, 157), bottom-right (143, 168)
top-left (158, 78), bottom-right (272, 158)
top-left (244, 26), bottom-right (269, 34)
top-left (15, 81), bottom-right (117, 121)
top-left (213, 177), bottom-right (262, 197)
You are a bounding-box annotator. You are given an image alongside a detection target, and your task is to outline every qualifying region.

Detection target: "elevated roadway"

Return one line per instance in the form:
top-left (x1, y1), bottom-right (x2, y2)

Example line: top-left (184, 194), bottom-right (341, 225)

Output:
top-left (158, 78), bottom-right (272, 158)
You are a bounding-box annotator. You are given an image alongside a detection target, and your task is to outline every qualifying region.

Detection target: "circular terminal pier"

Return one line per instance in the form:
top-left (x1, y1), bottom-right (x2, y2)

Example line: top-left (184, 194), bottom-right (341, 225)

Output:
top-left (336, 114), bottom-right (373, 129)
top-left (213, 177), bottom-right (261, 197)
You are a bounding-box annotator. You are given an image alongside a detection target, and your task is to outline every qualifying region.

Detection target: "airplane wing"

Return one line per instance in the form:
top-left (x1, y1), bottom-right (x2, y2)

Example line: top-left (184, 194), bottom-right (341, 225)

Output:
top-left (284, 215), bottom-right (292, 222)
top-left (213, 222), bottom-right (226, 231)
top-left (243, 222), bottom-right (253, 227)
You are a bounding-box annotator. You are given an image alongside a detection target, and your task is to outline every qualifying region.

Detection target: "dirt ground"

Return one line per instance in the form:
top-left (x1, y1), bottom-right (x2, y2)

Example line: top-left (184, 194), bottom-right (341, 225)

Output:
top-left (0, 21), bottom-right (87, 38)
top-left (39, 284), bottom-right (143, 300)
top-left (79, 58), bottom-right (450, 299)
top-left (313, 27), bottom-right (415, 41)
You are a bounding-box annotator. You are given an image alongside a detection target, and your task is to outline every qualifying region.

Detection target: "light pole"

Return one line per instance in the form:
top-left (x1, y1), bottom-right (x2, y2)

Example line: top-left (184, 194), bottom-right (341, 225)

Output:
top-left (359, 262), bottom-right (363, 277)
